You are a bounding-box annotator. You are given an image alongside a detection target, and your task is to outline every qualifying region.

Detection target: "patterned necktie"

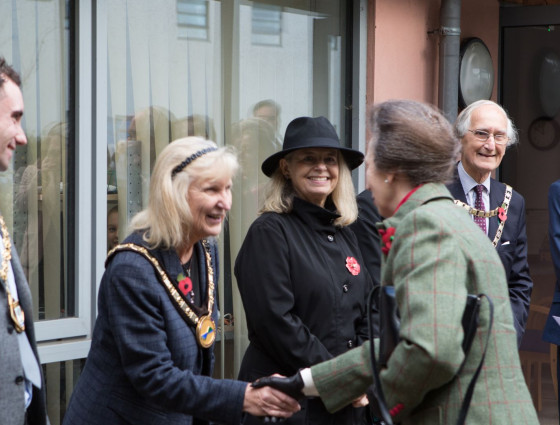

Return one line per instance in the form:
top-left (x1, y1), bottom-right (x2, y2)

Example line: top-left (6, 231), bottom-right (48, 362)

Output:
top-left (474, 184), bottom-right (487, 234)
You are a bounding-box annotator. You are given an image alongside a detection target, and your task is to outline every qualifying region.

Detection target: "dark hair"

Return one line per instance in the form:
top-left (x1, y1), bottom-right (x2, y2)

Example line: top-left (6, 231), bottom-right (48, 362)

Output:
top-left (368, 100), bottom-right (460, 186)
top-left (0, 57), bottom-right (22, 88)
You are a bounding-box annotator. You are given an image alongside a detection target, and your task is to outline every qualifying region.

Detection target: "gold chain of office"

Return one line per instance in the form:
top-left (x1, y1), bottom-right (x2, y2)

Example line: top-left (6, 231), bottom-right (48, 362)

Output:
top-left (0, 215), bottom-right (26, 333)
top-left (453, 184), bottom-right (512, 247)
top-left (106, 241), bottom-right (216, 348)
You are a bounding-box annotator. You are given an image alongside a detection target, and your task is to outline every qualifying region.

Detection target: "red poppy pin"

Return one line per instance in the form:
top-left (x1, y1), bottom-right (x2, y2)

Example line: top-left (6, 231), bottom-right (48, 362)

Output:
top-left (498, 207), bottom-right (507, 223)
top-left (346, 257), bottom-right (361, 276)
top-left (378, 227), bottom-right (396, 255)
top-left (177, 272), bottom-right (193, 296)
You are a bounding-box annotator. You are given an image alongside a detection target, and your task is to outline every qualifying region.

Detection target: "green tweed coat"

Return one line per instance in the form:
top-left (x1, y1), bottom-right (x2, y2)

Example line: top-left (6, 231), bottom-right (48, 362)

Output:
top-left (311, 183), bottom-right (538, 424)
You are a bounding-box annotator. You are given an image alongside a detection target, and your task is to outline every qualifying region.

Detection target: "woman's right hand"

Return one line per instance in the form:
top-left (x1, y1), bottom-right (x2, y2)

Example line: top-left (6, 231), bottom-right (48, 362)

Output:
top-left (243, 382), bottom-right (301, 418)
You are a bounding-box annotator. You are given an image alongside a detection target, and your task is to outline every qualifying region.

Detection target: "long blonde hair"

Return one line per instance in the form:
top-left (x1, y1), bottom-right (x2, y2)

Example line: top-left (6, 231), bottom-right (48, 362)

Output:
top-left (130, 137), bottom-right (238, 249)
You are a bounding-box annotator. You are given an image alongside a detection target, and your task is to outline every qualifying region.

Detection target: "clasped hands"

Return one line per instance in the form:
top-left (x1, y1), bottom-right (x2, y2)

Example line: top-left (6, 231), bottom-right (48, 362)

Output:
top-left (250, 371), bottom-right (368, 422)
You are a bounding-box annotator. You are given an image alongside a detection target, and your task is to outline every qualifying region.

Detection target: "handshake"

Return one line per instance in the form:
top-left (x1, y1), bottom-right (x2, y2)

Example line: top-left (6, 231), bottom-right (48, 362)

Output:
top-left (251, 370), bottom-right (369, 423)
top-left (250, 372), bottom-right (305, 423)
top-left (251, 371), bottom-right (305, 400)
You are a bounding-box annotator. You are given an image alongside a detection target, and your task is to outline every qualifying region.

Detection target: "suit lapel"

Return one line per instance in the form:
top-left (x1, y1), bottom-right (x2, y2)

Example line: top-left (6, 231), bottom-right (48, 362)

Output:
top-left (447, 173), bottom-right (468, 203)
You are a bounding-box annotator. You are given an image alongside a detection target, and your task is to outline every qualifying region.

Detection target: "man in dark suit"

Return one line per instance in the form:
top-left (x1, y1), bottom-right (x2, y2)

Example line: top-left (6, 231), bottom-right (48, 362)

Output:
top-left (0, 57), bottom-right (49, 425)
top-left (542, 179), bottom-right (560, 416)
top-left (448, 100), bottom-right (532, 347)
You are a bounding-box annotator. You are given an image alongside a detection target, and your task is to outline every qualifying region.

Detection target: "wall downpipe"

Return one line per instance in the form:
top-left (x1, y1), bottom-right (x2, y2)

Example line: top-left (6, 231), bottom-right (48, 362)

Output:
top-left (438, 0), bottom-right (461, 123)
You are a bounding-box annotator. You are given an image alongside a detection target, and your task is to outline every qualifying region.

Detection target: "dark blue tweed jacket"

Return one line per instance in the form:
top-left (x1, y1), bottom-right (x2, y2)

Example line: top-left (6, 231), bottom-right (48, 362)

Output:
top-left (63, 232), bottom-right (246, 425)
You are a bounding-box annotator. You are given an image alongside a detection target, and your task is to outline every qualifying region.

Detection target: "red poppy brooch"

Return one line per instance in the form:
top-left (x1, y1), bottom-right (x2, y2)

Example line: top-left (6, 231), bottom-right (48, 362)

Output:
top-left (346, 257), bottom-right (361, 276)
top-left (177, 272), bottom-right (193, 296)
top-left (378, 227), bottom-right (396, 255)
top-left (498, 206), bottom-right (507, 223)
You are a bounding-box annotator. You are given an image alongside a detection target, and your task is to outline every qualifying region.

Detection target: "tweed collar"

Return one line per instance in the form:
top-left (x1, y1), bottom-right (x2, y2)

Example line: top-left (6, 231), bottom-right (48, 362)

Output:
top-left (376, 183), bottom-right (454, 233)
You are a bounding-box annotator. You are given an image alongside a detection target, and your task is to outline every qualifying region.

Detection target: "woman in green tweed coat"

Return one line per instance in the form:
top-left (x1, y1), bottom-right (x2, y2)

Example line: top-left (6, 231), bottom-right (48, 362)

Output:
top-left (256, 100), bottom-right (538, 424)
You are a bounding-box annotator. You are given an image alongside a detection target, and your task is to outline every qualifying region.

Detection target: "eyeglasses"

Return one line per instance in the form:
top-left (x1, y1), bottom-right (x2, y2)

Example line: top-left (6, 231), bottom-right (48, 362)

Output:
top-left (468, 129), bottom-right (509, 145)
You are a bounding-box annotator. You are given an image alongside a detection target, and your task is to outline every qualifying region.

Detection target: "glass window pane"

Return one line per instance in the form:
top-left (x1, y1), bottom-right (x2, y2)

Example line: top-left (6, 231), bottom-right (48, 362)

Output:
top-left (0, 0), bottom-right (74, 321)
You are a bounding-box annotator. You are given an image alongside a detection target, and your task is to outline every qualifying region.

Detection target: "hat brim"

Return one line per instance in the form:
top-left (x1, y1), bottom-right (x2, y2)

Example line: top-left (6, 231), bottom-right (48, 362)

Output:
top-left (261, 144), bottom-right (364, 177)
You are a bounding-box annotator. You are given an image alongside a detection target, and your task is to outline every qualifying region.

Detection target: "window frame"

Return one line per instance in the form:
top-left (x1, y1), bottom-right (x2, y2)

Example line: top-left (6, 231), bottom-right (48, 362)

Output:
top-left (36, 0), bottom-right (96, 361)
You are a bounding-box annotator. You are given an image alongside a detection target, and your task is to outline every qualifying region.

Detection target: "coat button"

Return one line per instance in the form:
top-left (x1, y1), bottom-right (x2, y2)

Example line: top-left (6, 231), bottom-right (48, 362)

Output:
top-left (327, 235), bottom-right (334, 242)
top-left (15, 375), bottom-right (24, 384)
top-left (347, 340), bottom-right (354, 348)
top-left (7, 325), bottom-right (14, 334)
top-left (342, 284), bottom-right (349, 293)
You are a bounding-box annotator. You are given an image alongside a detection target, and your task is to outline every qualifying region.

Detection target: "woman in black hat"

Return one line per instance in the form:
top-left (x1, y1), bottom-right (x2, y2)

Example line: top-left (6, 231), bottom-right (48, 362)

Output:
top-left (235, 116), bottom-right (373, 425)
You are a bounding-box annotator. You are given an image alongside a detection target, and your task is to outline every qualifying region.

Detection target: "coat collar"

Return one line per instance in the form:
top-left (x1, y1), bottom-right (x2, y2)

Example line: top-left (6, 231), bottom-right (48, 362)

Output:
top-left (291, 196), bottom-right (341, 232)
top-left (377, 183), bottom-right (454, 232)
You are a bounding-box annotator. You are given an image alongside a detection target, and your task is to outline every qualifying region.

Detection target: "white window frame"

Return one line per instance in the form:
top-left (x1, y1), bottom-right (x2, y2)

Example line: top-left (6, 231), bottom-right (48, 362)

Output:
top-left (37, 0), bottom-right (98, 363)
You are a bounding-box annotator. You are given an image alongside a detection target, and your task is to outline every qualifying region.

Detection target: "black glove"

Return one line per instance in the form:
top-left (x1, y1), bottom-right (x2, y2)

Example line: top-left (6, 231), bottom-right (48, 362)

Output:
top-left (251, 372), bottom-right (305, 400)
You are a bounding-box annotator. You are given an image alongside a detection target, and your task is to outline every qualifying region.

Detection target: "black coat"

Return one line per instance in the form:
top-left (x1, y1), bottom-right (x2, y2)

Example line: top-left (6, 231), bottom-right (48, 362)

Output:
top-left (235, 197), bottom-right (373, 425)
top-left (350, 189), bottom-right (382, 338)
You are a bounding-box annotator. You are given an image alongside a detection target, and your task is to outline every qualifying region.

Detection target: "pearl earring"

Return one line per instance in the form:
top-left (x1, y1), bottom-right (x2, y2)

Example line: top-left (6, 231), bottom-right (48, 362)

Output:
top-left (384, 179), bottom-right (389, 183)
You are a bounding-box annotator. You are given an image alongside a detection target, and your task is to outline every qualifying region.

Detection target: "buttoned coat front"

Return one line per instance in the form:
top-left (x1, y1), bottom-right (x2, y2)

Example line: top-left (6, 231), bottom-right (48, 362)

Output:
top-left (310, 184), bottom-right (538, 424)
top-left (235, 197), bottom-right (373, 424)
top-left (63, 232), bottom-right (247, 425)
top-left (0, 231), bottom-right (49, 425)
top-left (447, 174), bottom-right (533, 346)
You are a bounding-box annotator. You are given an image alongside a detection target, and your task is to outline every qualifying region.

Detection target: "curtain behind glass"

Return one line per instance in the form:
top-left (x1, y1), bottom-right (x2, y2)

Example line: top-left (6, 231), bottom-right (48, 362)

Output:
top-left (0, 0), bottom-right (70, 321)
top-left (107, 0), bottom-right (221, 245)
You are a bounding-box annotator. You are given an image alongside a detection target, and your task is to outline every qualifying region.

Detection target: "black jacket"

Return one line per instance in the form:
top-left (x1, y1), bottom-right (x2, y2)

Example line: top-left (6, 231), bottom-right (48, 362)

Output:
top-left (235, 197), bottom-right (373, 425)
top-left (447, 175), bottom-right (532, 346)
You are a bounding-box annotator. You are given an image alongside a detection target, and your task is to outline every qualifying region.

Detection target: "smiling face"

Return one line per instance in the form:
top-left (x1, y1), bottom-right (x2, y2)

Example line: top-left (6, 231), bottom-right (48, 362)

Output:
top-left (187, 175), bottom-right (233, 242)
top-left (0, 78), bottom-right (27, 171)
top-left (280, 148), bottom-right (339, 207)
top-left (460, 104), bottom-right (507, 183)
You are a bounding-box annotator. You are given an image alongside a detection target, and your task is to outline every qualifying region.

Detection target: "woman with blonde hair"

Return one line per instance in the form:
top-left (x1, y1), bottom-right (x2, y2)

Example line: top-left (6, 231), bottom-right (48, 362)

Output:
top-left (63, 137), bottom-right (300, 425)
top-left (235, 116), bottom-right (373, 425)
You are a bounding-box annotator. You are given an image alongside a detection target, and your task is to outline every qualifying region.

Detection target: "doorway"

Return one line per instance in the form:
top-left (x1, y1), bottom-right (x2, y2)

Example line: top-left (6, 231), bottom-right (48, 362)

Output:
top-left (501, 5), bottom-right (560, 421)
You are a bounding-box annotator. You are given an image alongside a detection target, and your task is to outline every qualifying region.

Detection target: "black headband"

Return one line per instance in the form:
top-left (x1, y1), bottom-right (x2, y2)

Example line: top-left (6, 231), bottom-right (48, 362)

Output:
top-left (171, 147), bottom-right (218, 178)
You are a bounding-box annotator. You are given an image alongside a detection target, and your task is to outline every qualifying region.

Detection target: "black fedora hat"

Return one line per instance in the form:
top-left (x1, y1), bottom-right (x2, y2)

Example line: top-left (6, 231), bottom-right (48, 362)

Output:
top-left (261, 116), bottom-right (364, 177)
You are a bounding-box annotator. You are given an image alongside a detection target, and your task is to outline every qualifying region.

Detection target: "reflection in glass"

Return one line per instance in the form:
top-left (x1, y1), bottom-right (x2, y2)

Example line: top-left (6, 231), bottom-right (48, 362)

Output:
top-left (0, 0), bottom-right (72, 321)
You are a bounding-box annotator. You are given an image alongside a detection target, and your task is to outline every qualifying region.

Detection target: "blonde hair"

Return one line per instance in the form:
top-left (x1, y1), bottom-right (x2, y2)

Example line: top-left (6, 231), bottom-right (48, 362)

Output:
top-left (259, 150), bottom-right (358, 227)
top-left (130, 137), bottom-right (238, 249)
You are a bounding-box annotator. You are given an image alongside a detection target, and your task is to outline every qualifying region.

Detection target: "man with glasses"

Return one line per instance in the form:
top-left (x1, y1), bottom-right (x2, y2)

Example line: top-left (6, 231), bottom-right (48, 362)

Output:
top-left (448, 99), bottom-right (532, 347)
top-left (0, 57), bottom-right (49, 425)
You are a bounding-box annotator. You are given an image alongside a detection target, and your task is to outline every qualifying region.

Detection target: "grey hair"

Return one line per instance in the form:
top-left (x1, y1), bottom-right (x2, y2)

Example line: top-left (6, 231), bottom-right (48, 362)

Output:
top-left (454, 100), bottom-right (518, 147)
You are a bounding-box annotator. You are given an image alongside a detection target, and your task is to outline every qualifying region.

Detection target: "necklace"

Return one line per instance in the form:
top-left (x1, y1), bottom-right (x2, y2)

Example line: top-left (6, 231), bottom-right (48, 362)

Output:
top-left (0, 216), bottom-right (26, 333)
top-left (179, 258), bottom-right (195, 301)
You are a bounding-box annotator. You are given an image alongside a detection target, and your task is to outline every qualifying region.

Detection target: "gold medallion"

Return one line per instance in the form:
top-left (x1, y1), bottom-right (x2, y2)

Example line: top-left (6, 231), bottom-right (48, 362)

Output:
top-left (8, 292), bottom-right (25, 333)
top-left (196, 315), bottom-right (216, 348)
